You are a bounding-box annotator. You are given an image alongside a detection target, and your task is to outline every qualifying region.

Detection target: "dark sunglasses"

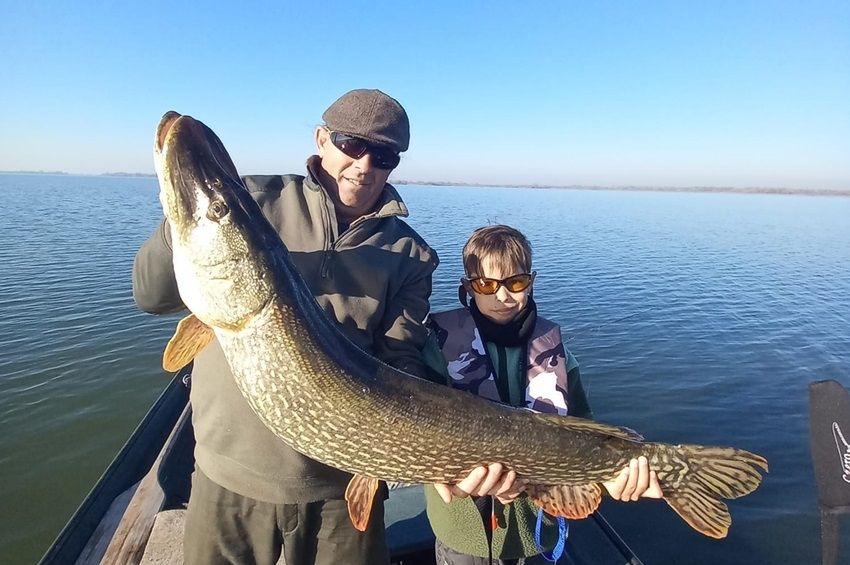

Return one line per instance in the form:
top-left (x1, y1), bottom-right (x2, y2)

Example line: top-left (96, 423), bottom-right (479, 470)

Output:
top-left (463, 272), bottom-right (535, 295)
top-left (329, 131), bottom-right (400, 170)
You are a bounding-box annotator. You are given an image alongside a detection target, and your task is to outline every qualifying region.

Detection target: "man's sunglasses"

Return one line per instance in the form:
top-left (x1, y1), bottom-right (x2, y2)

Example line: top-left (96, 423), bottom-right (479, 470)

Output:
top-left (463, 272), bottom-right (535, 295)
top-left (329, 131), bottom-right (400, 170)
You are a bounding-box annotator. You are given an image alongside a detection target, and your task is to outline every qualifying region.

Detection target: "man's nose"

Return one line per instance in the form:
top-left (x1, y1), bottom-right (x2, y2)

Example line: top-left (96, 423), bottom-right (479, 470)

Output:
top-left (354, 151), bottom-right (374, 169)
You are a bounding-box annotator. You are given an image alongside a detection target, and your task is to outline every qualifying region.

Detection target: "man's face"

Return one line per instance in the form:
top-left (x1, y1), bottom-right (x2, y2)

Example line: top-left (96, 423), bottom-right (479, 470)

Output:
top-left (315, 127), bottom-right (393, 222)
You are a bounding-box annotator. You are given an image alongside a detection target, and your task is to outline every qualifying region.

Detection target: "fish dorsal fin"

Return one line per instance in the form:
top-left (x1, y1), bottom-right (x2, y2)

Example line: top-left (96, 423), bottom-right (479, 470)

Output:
top-left (530, 413), bottom-right (644, 442)
top-left (526, 483), bottom-right (603, 520)
top-left (162, 314), bottom-right (215, 372)
top-left (345, 474), bottom-right (381, 532)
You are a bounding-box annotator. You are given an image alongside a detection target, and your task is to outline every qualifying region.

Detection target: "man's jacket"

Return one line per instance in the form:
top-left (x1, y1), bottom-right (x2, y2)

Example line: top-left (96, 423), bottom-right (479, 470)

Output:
top-left (133, 157), bottom-right (438, 503)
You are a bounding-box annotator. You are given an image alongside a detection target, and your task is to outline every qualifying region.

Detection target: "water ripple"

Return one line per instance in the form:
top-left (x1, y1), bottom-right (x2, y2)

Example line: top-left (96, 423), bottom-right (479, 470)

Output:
top-left (1, 178), bottom-right (848, 563)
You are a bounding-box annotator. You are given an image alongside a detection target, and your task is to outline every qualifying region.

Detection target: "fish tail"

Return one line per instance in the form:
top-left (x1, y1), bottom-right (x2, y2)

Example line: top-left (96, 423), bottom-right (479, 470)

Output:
top-left (654, 444), bottom-right (768, 539)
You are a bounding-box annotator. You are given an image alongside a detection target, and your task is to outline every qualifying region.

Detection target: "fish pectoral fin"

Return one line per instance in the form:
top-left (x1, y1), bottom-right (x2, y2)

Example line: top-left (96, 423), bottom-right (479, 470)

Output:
top-left (162, 314), bottom-right (215, 372)
top-left (526, 483), bottom-right (603, 520)
top-left (345, 474), bottom-right (381, 532)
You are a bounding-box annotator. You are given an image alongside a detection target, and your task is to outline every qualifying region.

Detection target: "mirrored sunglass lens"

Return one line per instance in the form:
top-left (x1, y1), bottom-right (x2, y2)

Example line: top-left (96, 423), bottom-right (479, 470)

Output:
top-left (505, 275), bottom-right (532, 292)
top-left (331, 133), bottom-right (399, 169)
top-left (333, 134), bottom-right (368, 159)
top-left (372, 149), bottom-right (400, 169)
top-left (471, 279), bottom-right (498, 294)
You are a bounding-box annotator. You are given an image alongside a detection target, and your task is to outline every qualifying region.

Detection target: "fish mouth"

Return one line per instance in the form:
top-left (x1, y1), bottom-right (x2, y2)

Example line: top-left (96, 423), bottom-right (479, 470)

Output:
top-left (152, 111), bottom-right (285, 271)
top-left (155, 111), bottom-right (182, 155)
top-left (154, 111), bottom-right (243, 230)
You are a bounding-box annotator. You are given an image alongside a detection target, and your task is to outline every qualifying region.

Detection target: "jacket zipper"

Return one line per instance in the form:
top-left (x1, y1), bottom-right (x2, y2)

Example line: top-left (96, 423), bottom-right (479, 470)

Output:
top-left (319, 191), bottom-right (337, 279)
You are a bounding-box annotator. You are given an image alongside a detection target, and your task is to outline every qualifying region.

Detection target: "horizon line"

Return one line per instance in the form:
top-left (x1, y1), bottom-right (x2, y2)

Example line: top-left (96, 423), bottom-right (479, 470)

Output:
top-left (1, 170), bottom-right (848, 197)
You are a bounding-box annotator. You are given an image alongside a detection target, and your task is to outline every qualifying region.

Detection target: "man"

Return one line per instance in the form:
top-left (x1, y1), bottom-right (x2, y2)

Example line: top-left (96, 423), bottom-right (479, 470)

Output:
top-left (133, 89), bottom-right (438, 564)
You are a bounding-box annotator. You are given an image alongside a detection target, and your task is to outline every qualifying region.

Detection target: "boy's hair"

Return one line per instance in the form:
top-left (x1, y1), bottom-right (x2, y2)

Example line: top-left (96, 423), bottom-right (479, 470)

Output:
top-left (462, 225), bottom-right (533, 276)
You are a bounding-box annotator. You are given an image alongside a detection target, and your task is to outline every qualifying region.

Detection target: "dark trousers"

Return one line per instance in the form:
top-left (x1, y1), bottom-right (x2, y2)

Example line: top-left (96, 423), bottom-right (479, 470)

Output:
top-left (184, 469), bottom-right (389, 565)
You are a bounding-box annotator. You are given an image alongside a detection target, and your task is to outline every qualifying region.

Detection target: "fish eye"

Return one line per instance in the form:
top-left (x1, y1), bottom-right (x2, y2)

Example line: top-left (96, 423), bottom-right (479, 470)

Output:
top-left (207, 199), bottom-right (229, 221)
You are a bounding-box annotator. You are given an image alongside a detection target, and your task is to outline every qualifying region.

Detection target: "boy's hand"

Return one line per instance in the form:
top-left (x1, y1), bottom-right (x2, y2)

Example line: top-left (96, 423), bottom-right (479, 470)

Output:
top-left (603, 456), bottom-right (664, 501)
top-left (435, 457), bottom-right (661, 505)
top-left (434, 463), bottom-right (526, 504)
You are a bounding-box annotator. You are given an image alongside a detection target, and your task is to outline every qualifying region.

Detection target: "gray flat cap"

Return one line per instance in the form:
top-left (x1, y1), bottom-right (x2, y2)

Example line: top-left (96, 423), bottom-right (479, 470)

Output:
top-left (322, 89), bottom-right (410, 152)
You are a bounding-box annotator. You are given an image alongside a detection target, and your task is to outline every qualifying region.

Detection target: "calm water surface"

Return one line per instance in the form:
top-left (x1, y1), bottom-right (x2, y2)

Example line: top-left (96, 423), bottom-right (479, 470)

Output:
top-left (1, 174), bottom-right (848, 564)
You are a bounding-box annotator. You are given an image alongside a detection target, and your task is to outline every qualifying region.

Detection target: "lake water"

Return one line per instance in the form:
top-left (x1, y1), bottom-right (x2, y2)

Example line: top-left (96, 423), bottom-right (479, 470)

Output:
top-left (1, 173), bottom-right (848, 564)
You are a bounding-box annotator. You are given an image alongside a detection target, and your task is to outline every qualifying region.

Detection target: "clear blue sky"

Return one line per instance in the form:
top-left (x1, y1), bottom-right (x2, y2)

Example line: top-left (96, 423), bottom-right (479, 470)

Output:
top-left (2, 1), bottom-right (848, 190)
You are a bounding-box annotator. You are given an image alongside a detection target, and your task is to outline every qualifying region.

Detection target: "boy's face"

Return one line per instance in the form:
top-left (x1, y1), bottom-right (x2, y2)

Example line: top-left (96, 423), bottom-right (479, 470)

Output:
top-left (467, 258), bottom-right (533, 325)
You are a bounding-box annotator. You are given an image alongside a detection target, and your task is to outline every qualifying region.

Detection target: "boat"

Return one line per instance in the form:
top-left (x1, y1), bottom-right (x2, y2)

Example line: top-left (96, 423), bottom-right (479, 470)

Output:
top-left (39, 367), bottom-right (643, 564)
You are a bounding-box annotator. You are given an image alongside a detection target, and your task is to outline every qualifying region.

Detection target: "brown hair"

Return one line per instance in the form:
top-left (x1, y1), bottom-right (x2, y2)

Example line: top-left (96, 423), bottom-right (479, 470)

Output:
top-left (462, 225), bottom-right (533, 277)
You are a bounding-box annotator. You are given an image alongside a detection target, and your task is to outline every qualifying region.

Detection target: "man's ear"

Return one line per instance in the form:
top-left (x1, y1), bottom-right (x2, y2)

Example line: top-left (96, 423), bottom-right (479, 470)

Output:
top-left (315, 127), bottom-right (329, 156)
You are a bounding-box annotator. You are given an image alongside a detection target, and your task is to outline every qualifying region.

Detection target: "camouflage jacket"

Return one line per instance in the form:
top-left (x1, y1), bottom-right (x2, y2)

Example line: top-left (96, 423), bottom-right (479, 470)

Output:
top-left (427, 307), bottom-right (590, 417)
top-left (422, 306), bottom-right (590, 558)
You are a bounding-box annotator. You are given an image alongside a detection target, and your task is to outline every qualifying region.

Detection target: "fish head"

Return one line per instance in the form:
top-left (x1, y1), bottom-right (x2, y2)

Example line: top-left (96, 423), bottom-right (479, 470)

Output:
top-left (154, 111), bottom-right (276, 330)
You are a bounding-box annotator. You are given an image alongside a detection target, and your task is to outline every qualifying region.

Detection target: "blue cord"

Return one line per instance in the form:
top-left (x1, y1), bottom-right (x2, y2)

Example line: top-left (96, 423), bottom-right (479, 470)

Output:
top-left (534, 508), bottom-right (568, 563)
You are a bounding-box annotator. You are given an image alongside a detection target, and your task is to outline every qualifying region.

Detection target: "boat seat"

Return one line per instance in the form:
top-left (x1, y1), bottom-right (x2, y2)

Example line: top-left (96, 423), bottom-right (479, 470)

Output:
top-left (140, 509), bottom-right (291, 565)
top-left (140, 510), bottom-right (185, 565)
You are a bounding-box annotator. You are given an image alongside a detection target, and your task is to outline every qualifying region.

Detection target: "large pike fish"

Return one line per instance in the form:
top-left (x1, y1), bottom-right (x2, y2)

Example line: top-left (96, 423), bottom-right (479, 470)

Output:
top-left (155, 111), bottom-right (767, 539)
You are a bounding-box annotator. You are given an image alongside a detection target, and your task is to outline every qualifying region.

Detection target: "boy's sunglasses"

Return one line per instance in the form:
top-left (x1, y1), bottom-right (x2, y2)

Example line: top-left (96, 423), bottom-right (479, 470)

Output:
top-left (329, 131), bottom-right (401, 170)
top-left (463, 272), bottom-right (535, 295)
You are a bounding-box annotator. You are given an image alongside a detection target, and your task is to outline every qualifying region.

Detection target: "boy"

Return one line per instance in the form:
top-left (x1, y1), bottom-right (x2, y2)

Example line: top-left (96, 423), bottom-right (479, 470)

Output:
top-left (423, 225), bottom-right (661, 564)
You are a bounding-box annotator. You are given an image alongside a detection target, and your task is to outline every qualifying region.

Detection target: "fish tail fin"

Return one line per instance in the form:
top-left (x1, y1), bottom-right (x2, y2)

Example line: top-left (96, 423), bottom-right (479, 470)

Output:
top-left (656, 444), bottom-right (768, 539)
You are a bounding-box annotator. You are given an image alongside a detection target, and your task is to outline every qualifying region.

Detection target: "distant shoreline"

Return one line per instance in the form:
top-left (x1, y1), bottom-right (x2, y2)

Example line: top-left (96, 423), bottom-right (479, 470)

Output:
top-left (0, 171), bottom-right (156, 178)
top-left (2, 171), bottom-right (847, 197)
top-left (394, 180), bottom-right (850, 198)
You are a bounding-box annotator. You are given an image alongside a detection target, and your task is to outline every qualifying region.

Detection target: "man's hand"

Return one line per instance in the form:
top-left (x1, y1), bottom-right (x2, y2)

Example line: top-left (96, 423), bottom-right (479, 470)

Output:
top-left (603, 456), bottom-right (663, 501)
top-left (434, 463), bottom-right (526, 504)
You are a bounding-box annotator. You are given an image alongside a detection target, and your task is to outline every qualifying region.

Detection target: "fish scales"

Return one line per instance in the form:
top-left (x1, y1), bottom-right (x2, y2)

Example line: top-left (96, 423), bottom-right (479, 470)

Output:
top-left (221, 295), bottom-right (664, 485)
top-left (155, 111), bottom-right (767, 538)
